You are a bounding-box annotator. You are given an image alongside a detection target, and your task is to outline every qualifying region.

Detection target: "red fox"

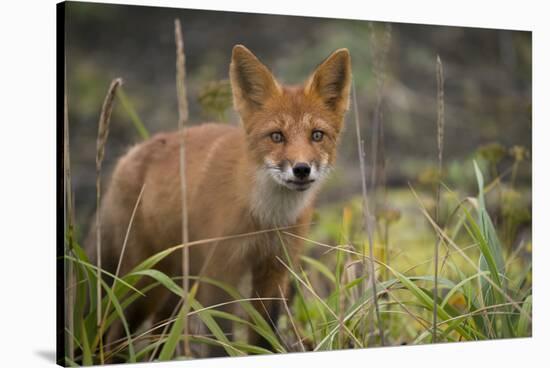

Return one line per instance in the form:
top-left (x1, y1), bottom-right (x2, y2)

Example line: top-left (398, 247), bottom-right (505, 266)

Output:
top-left (86, 44), bottom-right (352, 357)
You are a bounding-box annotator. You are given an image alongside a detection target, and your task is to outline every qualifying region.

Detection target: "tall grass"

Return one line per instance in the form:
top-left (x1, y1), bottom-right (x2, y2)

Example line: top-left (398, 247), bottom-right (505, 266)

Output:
top-left (174, 17), bottom-right (192, 358)
top-left (63, 60), bottom-right (75, 363)
top-left (433, 55), bottom-right (445, 343)
top-left (63, 111), bottom-right (531, 367)
top-left (352, 79), bottom-right (384, 345)
top-left (94, 78), bottom-right (122, 364)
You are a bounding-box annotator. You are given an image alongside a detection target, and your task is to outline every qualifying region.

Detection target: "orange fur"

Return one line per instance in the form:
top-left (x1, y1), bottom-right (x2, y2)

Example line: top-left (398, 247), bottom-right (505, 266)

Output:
top-left (86, 44), bottom-right (352, 357)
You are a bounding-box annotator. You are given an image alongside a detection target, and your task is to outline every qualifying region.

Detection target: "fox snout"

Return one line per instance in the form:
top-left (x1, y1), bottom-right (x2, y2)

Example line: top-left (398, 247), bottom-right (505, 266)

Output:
top-left (292, 162), bottom-right (311, 180)
top-left (288, 162), bottom-right (315, 191)
top-left (264, 160), bottom-right (326, 192)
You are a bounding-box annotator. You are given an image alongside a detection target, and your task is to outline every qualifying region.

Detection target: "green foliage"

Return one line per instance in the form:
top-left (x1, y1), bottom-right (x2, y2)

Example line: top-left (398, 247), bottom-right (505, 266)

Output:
top-left (477, 142), bottom-right (507, 167)
top-left (197, 80), bottom-right (233, 122)
top-left (64, 159), bottom-right (531, 364)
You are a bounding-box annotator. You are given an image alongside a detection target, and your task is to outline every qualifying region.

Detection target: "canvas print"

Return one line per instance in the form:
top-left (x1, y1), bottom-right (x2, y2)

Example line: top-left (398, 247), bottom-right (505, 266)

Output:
top-left (59, 1), bottom-right (532, 365)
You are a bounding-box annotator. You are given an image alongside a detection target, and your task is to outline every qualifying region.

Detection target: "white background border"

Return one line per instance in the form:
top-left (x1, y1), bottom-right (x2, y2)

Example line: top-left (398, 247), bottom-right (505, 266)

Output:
top-left (0, 0), bottom-right (546, 367)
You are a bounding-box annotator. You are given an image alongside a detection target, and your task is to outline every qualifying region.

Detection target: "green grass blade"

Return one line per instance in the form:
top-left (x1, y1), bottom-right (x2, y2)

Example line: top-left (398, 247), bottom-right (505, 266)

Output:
top-left (99, 278), bottom-right (136, 363)
top-left (316, 279), bottom-right (396, 351)
top-left (441, 271), bottom-right (490, 308)
top-left (80, 319), bottom-right (93, 366)
top-left (472, 161), bottom-right (514, 337)
top-left (70, 242), bottom-right (98, 338)
top-left (194, 276), bottom-right (285, 352)
top-left (301, 255), bottom-right (336, 285)
top-left (517, 295), bottom-right (532, 337)
top-left (278, 231), bottom-right (318, 346)
top-left (409, 275), bottom-right (456, 290)
top-left (462, 208), bottom-right (502, 290)
top-left (65, 255), bottom-right (144, 296)
top-left (205, 308), bottom-right (280, 345)
top-left (158, 283), bottom-right (198, 360)
top-left (64, 357), bottom-right (80, 367)
top-left (229, 341), bottom-right (273, 355)
top-left (386, 266), bottom-right (473, 340)
top-left (129, 269), bottom-right (183, 296)
top-left (190, 297), bottom-right (241, 357)
top-left (105, 282), bottom-right (158, 329)
top-left (117, 87), bottom-right (149, 140)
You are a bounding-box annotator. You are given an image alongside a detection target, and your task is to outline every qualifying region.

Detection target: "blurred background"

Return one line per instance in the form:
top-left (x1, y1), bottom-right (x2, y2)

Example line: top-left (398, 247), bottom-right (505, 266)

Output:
top-left (65, 2), bottom-right (531, 256)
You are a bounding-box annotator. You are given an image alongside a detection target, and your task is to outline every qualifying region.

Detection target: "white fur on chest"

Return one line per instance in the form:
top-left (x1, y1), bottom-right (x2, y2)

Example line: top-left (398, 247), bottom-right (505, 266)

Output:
top-left (250, 169), bottom-right (318, 228)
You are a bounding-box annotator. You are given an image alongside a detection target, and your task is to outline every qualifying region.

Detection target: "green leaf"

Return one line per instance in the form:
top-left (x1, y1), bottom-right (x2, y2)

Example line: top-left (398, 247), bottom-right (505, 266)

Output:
top-left (302, 255), bottom-right (336, 285)
top-left (191, 297), bottom-right (242, 357)
top-left (387, 265), bottom-right (473, 340)
top-left (315, 278), bottom-right (397, 351)
top-left (158, 283), bottom-right (197, 360)
top-left (441, 271), bottom-right (490, 308)
top-left (193, 275), bottom-right (285, 353)
top-left (129, 269), bottom-right (183, 296)
top-left (229, 341), bottom-right (273, 355)
top-left (471, 161), bottom-right (514, 337)
top-left (517, 295), bottom-right (532, 337)
top-left (65, 255), bottom-right (144, 296)
top-left (80, 319), bottom-right (93, 366)
top-left (64, 357), bottom-right (80, 367)
top-left (99, 278), bottom-right (136, 362)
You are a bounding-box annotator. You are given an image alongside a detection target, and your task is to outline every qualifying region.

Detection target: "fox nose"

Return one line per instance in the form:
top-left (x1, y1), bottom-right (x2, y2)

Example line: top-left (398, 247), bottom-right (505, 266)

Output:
top-left (292, 162), bottom-right (311, 180)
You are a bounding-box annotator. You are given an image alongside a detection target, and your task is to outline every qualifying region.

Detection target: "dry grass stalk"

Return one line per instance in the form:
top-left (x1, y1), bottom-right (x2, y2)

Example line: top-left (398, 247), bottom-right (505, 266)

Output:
top-left (367, 22), bottom-right (392, 197)
top-left (369, 24), bottom-right (392, 282)
top-left (175, 19), bottom-right (189, 124)
top-left (64, 72), bottom-right (74, 250)
top-left (257, 295), bottom-right (290, 351)
top-left (432, 55), bottom-right (445, 343)
top-left (279, 285), bottom-right (305, 352)
top-left (338, 262), bottom-right (345, 347)
top-left (64, 62), bottom-right (75, 361)
top-left (436, 56), bottom-right (445, 168)
top-left (174, 18), bottom-right (191, 357)
top-left (97, 183), bottom-right (146, 350)
top-left (115, 184), bottom-right (146, 280)
top-left (351, 79), bottom-right (385, 346)
top-left (95, 77), bottom-right (122, 363)
top-left (365, 23), bottom-right (392, 345)
top-left (148, 298), bottom-right (184, 361)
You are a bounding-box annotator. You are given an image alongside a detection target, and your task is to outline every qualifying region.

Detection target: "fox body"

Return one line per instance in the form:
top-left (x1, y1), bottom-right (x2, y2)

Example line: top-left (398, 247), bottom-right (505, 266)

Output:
top-left (87, 45), bottom-right (352, 356)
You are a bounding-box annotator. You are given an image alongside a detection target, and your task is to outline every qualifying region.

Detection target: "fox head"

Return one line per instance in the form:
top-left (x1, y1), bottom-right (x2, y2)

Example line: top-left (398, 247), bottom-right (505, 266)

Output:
top-left (230, 45), bottom-right (352, 193)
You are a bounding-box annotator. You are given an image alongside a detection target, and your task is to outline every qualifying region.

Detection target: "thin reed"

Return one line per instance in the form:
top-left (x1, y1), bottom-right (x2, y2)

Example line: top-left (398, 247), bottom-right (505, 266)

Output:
top-left (95, 77), bottom-right (122, 363)
top-left (174, 17), bottom-right (192, 357)
top-left (432, 55), bottom-right (445, 343)
top-left (351, 79), bottom-right (385, 346)
top-left (63, 61), bottom-right (75, 362)
top-left (367, 22), bottom-right (392, 196)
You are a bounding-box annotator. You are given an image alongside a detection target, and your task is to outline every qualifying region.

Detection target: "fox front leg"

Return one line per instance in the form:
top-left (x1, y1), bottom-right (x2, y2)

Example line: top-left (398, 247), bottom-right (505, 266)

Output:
top-left (248, 258), bottom-right (290, 351)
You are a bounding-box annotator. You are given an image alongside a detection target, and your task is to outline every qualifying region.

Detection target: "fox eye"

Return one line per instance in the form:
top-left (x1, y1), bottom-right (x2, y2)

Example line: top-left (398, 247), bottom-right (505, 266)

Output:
top-left (312, 130), bottom-right (324, 142)
top-left (270, 132), bottom-right (284, 143)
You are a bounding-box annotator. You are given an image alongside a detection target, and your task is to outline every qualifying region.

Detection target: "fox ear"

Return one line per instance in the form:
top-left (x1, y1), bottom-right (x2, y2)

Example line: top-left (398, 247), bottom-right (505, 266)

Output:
top-left (230, 45), bottom-right (281, 118)
top-left (305, 49), bottom-right (352, 115)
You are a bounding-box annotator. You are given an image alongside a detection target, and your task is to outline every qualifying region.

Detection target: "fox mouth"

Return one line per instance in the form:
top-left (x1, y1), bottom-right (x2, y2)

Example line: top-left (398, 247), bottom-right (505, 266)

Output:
top-left (262, 161), bottom-right (326, 192)
top-left (285, 179), bottom-right (315, 192)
